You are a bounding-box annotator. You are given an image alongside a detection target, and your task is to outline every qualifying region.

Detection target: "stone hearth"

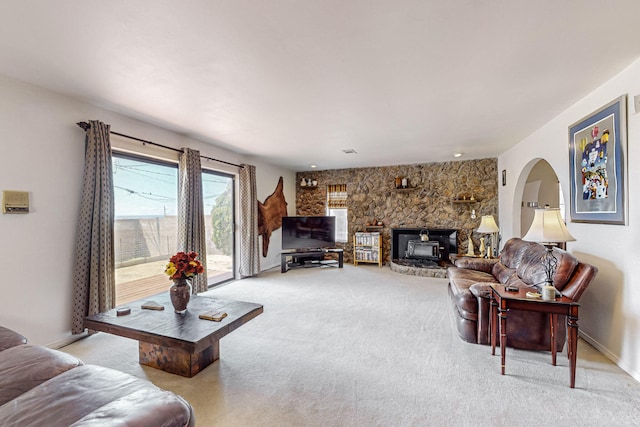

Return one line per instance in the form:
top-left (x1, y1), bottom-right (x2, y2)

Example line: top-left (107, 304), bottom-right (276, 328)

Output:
top-left (389, 260), bottom-right (450, 278)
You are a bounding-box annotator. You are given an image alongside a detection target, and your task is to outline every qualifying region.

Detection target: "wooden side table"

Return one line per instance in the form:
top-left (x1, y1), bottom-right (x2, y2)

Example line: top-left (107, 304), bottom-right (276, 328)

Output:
top-left (489, 284), bottom-right (580, 388)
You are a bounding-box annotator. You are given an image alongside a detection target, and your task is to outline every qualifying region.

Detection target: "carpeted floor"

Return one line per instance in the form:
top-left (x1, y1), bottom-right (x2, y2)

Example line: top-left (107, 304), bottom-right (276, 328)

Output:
top-left (63, 265), bottom-right (640, 426)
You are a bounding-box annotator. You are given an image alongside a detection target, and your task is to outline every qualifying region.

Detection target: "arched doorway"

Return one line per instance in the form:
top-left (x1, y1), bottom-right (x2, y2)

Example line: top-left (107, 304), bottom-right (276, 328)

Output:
top-left (520, 159), bottom-right (564, 236)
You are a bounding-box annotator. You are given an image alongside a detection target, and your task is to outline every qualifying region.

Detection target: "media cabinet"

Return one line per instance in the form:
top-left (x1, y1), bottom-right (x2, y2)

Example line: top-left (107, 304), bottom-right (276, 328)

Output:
top-left (280, 248), bottom-right (344, 273)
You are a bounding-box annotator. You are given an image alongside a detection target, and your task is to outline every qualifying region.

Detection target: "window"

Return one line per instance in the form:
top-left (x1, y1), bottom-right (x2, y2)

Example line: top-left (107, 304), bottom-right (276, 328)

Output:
top-left (327, 184), bottom-right (348, 243)
top-left (112, 153), bottom-right (178, 305)
top-left (202, 170), bottom-right (235, 286)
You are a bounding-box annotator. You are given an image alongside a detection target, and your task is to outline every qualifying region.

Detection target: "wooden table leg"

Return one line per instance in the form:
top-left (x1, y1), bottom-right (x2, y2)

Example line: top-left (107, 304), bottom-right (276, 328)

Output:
top-left (490, 293), bottom-right (497, 356)
top-left (139, 341), bottom-right (219, 378)
top-left (568, 307), bottom-right (579, 388)
top-left (499, 303), bottom-right (507, 375)
top-left (550, 313), bottom-right (557, 366)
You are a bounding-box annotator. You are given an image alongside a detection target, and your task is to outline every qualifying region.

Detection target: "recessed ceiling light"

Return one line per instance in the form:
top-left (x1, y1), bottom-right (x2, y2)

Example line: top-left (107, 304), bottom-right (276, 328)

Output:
top-left (453, 153), bottom-right (463, 158)
top-left (342, 148), bottom-right (357, 154)
top-left (310, 164), bottom-right (317, 169)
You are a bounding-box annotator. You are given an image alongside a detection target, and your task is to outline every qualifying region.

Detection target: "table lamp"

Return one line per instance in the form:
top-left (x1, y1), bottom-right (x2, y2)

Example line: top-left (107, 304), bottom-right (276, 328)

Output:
top-left (476, 215), bottom-right (499, 258)
top-left (522, 207), bottom-right (575, 295)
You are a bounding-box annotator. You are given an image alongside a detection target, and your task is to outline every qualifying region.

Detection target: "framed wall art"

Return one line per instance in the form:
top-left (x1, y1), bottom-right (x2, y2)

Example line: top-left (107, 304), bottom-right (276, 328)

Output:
top-left (568, 95), bottom-right (627, 225)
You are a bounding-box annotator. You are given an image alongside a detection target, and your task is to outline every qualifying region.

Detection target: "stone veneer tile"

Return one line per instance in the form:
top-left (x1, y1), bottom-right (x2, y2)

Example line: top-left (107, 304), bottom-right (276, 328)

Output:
top-left (296, 159), bottom-right (498, 265)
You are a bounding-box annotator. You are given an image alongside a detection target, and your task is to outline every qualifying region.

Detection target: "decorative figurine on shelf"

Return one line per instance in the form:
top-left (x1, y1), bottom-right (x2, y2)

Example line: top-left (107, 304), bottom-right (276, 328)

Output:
top-left (402, 177), bottom-right (408, 188)
top-left (300, 178), bottom-right (307, 187)
top-left (395, 176), bottom-right (402, 188)
top-left (479, 237), bottom-right (485, 257)
top-left (466, 236), bottom-right (475, 256)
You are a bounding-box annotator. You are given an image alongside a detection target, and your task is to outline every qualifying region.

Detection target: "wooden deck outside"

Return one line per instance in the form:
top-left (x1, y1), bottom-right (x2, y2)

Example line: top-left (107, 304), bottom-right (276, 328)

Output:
top-left (116, 270), bottom-right (234, 306)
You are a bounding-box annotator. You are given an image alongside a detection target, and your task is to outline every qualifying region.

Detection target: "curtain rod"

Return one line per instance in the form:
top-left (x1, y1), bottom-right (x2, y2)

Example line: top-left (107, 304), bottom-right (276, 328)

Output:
top-left (76, 121), bottom-right (244, 169)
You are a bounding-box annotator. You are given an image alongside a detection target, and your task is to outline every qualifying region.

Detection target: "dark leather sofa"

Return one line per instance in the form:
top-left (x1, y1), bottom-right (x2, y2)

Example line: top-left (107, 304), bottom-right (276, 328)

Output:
top-left (0, 325), bottom-right (195, 426)
top-left (447, 238), bottom-right (598, 350)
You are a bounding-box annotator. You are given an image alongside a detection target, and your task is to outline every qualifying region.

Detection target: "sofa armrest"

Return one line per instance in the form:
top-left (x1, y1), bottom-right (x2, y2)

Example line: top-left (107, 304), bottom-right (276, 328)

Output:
top-left (0, 344), bottom-right (83, 406)
top-left (561, 262), bottom-right (598, 301)
top-left (469, 282), bottom-right (499, 345)
top-left (469, 282), bottom-right (495, 299)
top-left (71, 388), bottom-right (195, 427)
top-left (0, 365), bottom-right (194, 427)
top-left (454, 257), bottom-right (499, 274)
top-left (0, 326), bottom-right (27, 352)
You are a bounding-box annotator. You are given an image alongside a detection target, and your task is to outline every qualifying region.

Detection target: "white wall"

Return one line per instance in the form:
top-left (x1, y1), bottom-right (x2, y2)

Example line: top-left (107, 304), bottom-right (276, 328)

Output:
top-left (0, 74), bottom-right (294, 346)
top-left (499, 58), bottom-right (640, 381)
top-left (248, 155), bottom-right (296, 271)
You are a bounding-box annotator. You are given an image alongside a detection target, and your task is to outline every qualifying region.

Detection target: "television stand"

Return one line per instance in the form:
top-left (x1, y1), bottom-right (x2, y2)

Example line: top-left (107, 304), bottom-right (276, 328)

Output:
top-left (280, 248), bottom-right (344, 273)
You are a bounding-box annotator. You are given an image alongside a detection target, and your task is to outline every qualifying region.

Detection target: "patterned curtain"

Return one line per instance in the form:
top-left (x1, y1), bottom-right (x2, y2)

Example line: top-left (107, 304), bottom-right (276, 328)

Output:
top-left (71, 120), bottom-right (115, 334)
top-left (327, 184), bottom-right (348, 208)
top-left (177, 148), bottom-right (208, 293)
top-left (238, 164), bottom-right (260, 277)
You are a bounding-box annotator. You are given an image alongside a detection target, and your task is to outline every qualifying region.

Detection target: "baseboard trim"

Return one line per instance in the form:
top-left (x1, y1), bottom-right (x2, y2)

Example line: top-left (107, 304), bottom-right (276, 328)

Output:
top-left (580, 330), bottom-right (640, 383)
top-left (49, 332), bottom-right (88, 349)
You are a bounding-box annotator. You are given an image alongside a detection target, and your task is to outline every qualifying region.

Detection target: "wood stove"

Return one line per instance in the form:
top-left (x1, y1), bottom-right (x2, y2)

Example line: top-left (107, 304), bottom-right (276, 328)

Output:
top-left (406, 240), bottom-right (440, 260)
top-left (391, 228), bottom-right (457, 265)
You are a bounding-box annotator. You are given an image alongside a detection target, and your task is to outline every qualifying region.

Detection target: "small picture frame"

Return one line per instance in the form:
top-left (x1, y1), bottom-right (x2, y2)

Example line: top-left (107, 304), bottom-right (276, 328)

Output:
top-left (501, 170), bottom-right (506, 186)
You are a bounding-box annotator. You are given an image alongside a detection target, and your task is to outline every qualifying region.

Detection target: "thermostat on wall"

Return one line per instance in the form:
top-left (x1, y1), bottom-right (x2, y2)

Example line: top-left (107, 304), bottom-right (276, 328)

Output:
top-left (2, 190), bottom-right (29, 214)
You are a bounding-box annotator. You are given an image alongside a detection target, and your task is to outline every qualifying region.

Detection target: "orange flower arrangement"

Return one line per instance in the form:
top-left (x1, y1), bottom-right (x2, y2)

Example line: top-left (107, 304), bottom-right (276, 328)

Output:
top-left (164, 251), bottom-right (205, 281)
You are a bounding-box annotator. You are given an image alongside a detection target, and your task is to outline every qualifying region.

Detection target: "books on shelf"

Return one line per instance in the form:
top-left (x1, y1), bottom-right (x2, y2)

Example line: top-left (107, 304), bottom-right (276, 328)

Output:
top-left (355, 248), bottom-right (380, 261)
top-left (354, 232), bottom-right (380, 246)
top-left (354, 232), bottom-right (382, 265)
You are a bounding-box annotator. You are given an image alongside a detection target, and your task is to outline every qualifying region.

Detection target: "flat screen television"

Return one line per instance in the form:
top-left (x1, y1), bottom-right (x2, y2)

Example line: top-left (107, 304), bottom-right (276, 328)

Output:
top-left (282, 216), bottom-right (336, 251)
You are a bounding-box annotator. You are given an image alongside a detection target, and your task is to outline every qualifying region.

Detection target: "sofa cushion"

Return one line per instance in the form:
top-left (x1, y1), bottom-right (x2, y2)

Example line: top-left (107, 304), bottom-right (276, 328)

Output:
top-left (0, 344), bottom-right (83, 405)
top-left (0, 326), bottom-right (27, 352)
top-left (515, 244), bottom-right (579, 290)
top-left (491, 263), bottom-right (517, 284)
top-left (453, 257), bottom-right (497, 273)
top-left (447, 266), bottom-right (496, 285)
top-left (0, 365), bottom-right (194, 427)
top-left (498, 238), bottom-right (529, 269)
top-left (516, 244), bottom-right (549, 286)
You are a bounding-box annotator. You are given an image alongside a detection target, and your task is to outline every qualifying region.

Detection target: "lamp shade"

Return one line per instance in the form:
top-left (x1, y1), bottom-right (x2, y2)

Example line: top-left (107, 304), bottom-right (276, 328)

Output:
top-left (522, 208), bottom-right (576, 244)
top-left (476, 215), bottom-right (499, 233)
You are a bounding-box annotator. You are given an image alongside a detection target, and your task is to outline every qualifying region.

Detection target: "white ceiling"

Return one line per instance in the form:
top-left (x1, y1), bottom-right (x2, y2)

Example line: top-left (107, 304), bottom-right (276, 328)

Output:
top-left (2, 1), bottom-right (640, 171)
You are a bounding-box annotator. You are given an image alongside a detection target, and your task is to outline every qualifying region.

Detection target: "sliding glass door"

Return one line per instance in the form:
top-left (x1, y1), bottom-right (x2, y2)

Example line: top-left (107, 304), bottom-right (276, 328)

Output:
top-left (112, 153), bottom-right (178, 305)
top-left (202, 170), bottom-right (235, 286)
top-left (112, 152), bottom-right (236, 305)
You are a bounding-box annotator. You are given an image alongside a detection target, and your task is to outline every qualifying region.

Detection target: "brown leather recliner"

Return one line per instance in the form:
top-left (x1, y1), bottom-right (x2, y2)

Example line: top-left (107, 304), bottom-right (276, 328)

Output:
top-left (447, 238), bottom-right (598, 351)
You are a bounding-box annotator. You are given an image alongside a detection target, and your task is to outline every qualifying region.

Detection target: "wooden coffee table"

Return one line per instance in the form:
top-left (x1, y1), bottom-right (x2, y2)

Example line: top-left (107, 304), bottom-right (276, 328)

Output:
top-left (84, 293), bottom-right (263, 377)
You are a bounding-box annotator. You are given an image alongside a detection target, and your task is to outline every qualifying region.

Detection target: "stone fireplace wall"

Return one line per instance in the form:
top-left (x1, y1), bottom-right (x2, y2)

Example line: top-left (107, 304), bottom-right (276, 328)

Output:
top-left (295, 159), bottom-right (498, 264)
